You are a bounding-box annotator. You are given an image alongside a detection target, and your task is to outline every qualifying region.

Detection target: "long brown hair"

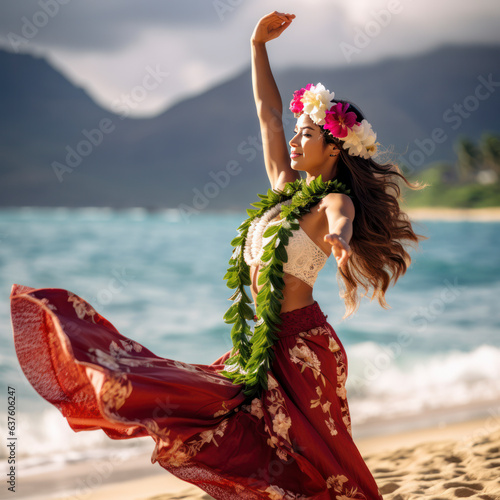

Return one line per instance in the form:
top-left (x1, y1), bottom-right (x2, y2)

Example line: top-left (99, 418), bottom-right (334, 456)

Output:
top-left (323, 100), bottom-right (428, 320)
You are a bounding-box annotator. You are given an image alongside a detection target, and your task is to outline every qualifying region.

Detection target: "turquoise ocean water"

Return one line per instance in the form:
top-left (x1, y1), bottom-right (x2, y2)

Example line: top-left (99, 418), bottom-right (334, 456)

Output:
top-left (0, 207), bottom-right (499, 476)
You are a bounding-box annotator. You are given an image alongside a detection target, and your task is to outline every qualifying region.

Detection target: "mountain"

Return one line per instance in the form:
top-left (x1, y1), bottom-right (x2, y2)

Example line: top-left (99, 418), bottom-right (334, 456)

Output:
top-left (1, 44), bottom-right (499, 209)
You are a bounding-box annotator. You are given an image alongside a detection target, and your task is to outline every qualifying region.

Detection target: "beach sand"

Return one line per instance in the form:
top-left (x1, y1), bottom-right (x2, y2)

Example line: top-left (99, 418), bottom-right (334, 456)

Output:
top-left (405, 206), bottom-right (500, 221)
top-left (40, 415), bottom-right (500, 500)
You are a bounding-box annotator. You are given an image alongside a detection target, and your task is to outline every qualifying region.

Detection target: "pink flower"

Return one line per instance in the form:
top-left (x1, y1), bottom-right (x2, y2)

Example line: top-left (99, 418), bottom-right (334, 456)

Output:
top-left (323, 102), bottom-right (358, 139)
top-left (289, 84), bottom-right (313, 114)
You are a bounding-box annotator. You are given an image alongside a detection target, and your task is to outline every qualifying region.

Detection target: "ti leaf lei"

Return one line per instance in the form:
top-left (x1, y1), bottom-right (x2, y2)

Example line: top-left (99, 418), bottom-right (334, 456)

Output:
top-left (219, 175), bottom-right (352, 399)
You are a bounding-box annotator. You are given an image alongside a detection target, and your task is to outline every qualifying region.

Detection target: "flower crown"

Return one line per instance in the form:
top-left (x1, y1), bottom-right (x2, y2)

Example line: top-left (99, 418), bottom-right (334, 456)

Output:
top-left (289, 83), bottom-right (378, 159)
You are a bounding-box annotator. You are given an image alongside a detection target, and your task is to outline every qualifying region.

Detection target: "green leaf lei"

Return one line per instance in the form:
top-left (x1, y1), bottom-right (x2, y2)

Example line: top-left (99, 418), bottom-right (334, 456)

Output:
top-left (219, 175), bottom-right (352, 399)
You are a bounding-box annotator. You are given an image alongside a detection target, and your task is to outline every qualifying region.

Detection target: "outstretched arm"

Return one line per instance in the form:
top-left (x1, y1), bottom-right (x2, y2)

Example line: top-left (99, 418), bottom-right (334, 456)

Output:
top-left (322, 193), bottom-right (355, 269)
top-left (251, 11), bottom-right (300, 190)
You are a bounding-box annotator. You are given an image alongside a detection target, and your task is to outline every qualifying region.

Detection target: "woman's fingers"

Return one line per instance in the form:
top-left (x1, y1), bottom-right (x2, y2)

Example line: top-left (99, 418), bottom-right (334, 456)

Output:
top-left (266, 12), bottom-right (295, 30)
top-left (253, 12), bottom-right (295, 43)
top-left (324, 234), bottom-right (351, 266)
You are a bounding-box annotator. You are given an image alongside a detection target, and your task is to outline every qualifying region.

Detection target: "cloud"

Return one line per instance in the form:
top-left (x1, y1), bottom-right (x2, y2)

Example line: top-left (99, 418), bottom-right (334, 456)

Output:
top-left (0, 1), bottom-right (220, 50)
top-left (0, 0), bottom-right (499, 116)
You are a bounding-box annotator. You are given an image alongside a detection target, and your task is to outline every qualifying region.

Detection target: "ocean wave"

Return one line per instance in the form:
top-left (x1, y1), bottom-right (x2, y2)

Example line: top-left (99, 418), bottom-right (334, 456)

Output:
top-left (0, 407), bottom-right (152, 476)
top-left (346, 343), bottom-right (500, 424)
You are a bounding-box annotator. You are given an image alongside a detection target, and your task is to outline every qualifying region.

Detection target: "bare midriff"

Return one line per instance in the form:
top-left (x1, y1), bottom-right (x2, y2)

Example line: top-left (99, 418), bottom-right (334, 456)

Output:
top-left (249, 263), bottom-right (315, 314)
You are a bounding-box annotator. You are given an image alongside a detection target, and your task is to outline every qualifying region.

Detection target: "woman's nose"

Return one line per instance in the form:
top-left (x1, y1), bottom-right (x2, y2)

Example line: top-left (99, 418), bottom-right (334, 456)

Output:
top-left (289, 132), bottom-right (299, 147)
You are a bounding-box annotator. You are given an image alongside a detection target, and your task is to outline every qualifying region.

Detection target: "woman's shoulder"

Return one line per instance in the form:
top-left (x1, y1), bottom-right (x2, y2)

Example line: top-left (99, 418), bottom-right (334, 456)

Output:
top-left (319, 192), bottom-right (355, 218)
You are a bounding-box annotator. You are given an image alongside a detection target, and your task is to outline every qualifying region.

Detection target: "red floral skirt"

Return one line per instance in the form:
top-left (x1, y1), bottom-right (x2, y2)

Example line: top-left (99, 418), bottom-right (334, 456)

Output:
top-left (10, 284), bottom-right (383, 500)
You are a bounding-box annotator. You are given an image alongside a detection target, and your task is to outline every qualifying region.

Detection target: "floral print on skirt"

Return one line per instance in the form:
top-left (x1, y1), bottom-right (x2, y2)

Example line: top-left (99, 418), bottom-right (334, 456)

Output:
top-left (9, 284), bottom-right (383, 500)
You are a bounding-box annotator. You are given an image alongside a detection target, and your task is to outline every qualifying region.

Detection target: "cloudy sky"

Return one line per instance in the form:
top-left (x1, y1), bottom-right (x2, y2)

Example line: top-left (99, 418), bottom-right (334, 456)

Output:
top-left (1, 0), bottom-right (499, 117)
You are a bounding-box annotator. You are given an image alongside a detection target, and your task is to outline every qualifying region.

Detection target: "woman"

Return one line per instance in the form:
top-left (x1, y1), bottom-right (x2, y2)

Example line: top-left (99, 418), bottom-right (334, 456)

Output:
top-left (10, 11), bottom-right (425, 500)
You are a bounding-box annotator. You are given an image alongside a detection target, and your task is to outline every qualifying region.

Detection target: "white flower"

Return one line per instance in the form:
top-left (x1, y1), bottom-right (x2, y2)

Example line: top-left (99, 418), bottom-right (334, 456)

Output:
top-left (267, 434), bottom-right (279, 448)
top-left (92, 348), bottom-right (120, 370)
top-left (358, 119), bottom-right (378, 158)
top-left (336, 385), bottom-right (347, 400)
top-left (321, 400), bottom-right (332, 414)
top-left (267, 373), bottom-right (279, 390)
top-left (326, 474), bottom-right (349, 492)
top-left (272, 410), bottom-right (292, 439)
top-left (302, 83), bottom-right (335, 126)
top-left (342, 414), bottom-right (352, 436)
top-left (289, 341), bottom-right (322, 373)
top-left (337, 366), bottom-right (346, 384)
top-left (329, 337), bottom-right (341, 353)
top-left (173, 360), bottom-right (199, 372)
top-left (198, 429), bottom-right (217, 445)
top-left (120, 339), bottom-right (143, 353)
top-left (165, 438), bottom-right (191, 466)
top-left (325, 417), bottom-right (338, 436)
top-left (68, 292), bottom-right (97, 322)
top-left (109, 340), bottom-right (126, 357)
top-left (342, 126), bottom-right (364, 157)
top-left (341, 119), bottom-right (378, 159)
top-left (265, 485), bottom-right (286, 500)
top-left (250, 398), bottom-right (264, 419)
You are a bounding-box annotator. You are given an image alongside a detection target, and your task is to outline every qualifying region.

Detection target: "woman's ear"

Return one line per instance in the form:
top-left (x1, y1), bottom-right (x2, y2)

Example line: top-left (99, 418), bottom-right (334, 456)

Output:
top-left (329, 145), bottom-right (340, 158)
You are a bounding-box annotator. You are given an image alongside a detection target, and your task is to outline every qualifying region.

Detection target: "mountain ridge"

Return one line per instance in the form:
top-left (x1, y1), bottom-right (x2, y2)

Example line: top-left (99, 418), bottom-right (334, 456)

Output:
top-left (1, 44), bottom-right (499, 209)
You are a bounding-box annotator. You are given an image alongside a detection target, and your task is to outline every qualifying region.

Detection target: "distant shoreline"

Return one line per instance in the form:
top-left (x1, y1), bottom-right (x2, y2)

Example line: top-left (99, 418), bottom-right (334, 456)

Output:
top-left (2, 205), bottom-right (500, 221)
top-left (404, 206), bottom-right (500, 221)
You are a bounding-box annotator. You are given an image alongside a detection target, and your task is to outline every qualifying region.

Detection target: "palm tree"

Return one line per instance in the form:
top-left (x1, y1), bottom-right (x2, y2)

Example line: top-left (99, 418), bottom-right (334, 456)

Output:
top-left (455, 137), bottom-right (481, 183)
top-left (480, 133), bottom-right (500, 175)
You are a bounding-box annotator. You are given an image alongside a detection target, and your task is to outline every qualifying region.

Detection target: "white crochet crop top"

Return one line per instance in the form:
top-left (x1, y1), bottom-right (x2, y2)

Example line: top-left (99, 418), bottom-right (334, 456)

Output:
top-left (243, 199), bottom-right (330, 288)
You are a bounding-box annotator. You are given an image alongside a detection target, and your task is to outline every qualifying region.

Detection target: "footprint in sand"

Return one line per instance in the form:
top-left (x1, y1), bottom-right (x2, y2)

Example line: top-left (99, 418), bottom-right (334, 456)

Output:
top-left (485, 461), bottom-right (500, 468)
top-left (373, 470), bottom-right (407, 479)
top-left (455, 488), bottom-right (483, 497)
top-left (419, 475), bottom-right (443, 482)
top-left (443, 481), bottom-right (483, 490)
top-left (442, 481), bottom-right (484, 498)
top-left (378, 482), bottom-right (401, 494)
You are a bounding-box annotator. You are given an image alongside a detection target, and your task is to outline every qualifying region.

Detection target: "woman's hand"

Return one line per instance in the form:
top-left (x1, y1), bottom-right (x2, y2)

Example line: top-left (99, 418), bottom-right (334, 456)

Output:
top-left (324, 234), bottom-right (352, 268)
top-left (251, 11), bottom-right (295, 45)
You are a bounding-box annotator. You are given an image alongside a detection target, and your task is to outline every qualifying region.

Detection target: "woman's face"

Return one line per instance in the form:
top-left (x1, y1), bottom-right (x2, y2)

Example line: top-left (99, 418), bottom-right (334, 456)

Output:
top-left (289, 114), bottom-right (334, 172)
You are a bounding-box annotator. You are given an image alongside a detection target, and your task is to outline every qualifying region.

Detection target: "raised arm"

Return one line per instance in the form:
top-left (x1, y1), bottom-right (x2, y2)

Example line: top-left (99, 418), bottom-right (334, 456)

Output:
top-left (251, 11), bottom-right (300, 190)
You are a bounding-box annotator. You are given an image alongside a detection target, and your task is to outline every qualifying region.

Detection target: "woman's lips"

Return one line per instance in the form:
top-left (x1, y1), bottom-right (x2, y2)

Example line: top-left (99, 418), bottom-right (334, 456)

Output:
top-left (290, 153), bottom-right (302, 158)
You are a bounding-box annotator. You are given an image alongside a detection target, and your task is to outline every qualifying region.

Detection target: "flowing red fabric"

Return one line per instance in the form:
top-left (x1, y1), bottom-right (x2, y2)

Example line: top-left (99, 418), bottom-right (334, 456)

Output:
top-left (10, 284), bottom-right (383, 500)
